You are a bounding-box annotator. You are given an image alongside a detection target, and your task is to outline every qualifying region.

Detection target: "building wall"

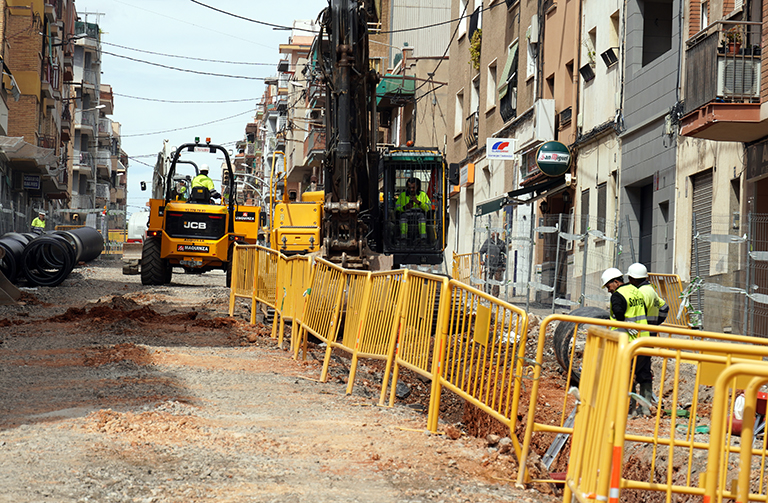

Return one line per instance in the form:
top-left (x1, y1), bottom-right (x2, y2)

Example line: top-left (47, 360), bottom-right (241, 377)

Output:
top-left (675, 137), bottom-right (744, 281)
top-left (542, 0), bottom-right (579, 145)
top-left (619, 0), bottom-right (682, 273)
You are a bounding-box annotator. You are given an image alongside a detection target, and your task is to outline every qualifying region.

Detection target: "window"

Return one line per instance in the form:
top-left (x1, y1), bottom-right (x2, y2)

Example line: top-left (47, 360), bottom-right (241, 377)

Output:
top-left (526, 38), bottom-right (536, 79)
top-left (455, 91), bottom-right (464, 137)
top-left (471, 75), bottom-right (480, 114)
top-left (641, 0), bottom-right (673, 66)
top-left (487, 60), bottom-right (497, 110)
top-left (499, 42), bottom-right (518, 122)
top-left (580, 188), bottom-right (590, 234)
top-left (458, 0), bottom-right (468, 39)
top-left (597, 182), bottom-right (607, 233)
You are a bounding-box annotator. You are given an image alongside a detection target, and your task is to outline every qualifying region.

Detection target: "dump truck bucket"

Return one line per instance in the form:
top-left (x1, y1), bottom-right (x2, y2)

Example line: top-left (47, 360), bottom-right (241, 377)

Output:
top-left (122, 242), bottom-right (143, 275)
top-left (0, 247), bottom-right (20, 305)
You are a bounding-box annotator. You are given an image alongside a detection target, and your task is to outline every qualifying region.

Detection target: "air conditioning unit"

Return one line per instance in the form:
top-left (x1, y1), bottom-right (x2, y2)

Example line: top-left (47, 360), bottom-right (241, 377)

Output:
top-left (717, 57), bottom-right (761, 99)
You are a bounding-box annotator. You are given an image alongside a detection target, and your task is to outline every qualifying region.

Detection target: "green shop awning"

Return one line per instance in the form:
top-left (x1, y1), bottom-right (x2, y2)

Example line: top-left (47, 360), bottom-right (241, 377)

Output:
top-left (376, 74), bottom-right (415, 108)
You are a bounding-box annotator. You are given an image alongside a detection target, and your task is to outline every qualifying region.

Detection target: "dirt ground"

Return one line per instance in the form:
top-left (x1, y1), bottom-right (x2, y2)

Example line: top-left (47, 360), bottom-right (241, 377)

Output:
top-left (0, 259), bottom-right (563, 503)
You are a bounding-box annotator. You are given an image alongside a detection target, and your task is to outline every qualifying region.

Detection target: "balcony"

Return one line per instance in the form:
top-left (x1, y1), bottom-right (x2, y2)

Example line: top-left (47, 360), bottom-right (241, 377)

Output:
top-left (41, 58), bottom-right (60, 99)
top-left (304, 129), bottom-right (326, 167)
top-left (70, 194), bottom-right (93, 210)
top-left (680, 21), bottom-right (768, 142)
top-left (83, 69), bottom-right (98, 88)
top-left (98, 117), bottom-right (112, 137)
top-left (464, 111), bottom-right (479, 149)
top-left (38, 135), bottom-right (56, 149)
top-left (61, 107), bottom-right (71, 142)
top-left (74, 109), bottom-right (96, 130)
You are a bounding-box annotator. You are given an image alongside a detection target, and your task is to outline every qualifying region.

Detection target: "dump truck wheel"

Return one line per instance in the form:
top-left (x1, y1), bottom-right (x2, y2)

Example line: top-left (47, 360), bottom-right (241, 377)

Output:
top-left (552, 306), bottom-right (610, 386)
top-left (140, 238), bottom-right (168, 285)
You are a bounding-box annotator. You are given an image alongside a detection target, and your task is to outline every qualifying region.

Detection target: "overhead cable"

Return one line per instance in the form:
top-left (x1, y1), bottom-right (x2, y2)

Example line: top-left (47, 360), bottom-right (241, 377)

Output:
top-left (122, 109), bottom-right (257, 138)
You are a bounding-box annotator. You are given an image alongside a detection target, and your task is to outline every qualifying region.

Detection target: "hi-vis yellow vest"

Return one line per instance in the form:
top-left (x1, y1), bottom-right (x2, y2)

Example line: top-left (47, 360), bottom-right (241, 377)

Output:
top-left (610, 284), bottom-right (650, 341)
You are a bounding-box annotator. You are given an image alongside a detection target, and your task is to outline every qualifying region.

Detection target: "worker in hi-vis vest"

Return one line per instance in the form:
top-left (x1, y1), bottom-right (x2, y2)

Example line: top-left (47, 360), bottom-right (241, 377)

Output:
top-left (602, 267), bottom-right (652, 416)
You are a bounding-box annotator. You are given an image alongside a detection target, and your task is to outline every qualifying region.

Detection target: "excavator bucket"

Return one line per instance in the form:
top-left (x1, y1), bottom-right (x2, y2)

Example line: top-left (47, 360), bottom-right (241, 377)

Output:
top-left (122, 242), bottom-right (143, 275)
top-left (0, 248), bottom-right (20, 305)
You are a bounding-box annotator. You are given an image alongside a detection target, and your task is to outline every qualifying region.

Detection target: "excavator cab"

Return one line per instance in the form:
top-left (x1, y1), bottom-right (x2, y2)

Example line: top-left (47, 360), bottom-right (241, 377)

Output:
top-left (381, 148), bottom-right (447, 266)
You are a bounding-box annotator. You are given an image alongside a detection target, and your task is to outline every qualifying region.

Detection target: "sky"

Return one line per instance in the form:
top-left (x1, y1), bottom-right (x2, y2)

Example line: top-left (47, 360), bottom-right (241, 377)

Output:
top-left (72, 0), bottom-right (327, 216)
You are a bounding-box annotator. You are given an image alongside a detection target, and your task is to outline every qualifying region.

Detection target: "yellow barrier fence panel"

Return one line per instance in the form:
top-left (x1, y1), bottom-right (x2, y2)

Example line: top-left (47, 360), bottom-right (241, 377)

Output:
top-left (252, 246), bottom-right (280, 328)
top-left (517, 316), bottom-right (768, 491)
top-left (228, 243), bottom-right (257, 317)
top-left (313, 268), bottom-right (371, 383)
top-left (562, 326), bottom-right (628, 503)
top-left (705, 365), bottom-right (768, 503)
top-left (428, 279), bottom-right (528, 455)
top-left (346, 269), bottom-right (407, 395)
top-left (602, 332), bottom-right (768, 502)
top-left (293, 257), bottom-right (345, 377)
top-left (277, 255), bottom-right (312, 348)
top-left (451, 251), bottom-right (477, 286)
top-left (379, 271), bottom-right (449, 410)
top-left (648, 272), bottom-right (690, 328)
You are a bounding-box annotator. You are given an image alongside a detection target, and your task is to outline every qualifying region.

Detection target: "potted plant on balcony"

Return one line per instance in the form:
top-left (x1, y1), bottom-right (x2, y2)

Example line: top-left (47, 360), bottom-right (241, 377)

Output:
top-left (726, 27), bottom-right (742, 54)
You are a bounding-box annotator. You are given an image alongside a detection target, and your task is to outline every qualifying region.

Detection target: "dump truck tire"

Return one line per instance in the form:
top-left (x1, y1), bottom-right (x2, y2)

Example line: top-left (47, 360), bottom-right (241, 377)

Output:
top-left (140, 238), bottom-right (168, 285)
top-left (552, 306), bottom-right (610, 386)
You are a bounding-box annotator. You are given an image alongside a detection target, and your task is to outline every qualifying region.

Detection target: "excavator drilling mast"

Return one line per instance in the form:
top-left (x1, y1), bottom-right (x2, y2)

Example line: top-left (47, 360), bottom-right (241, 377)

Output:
top-left (319, 0), bottom-right (380, 262)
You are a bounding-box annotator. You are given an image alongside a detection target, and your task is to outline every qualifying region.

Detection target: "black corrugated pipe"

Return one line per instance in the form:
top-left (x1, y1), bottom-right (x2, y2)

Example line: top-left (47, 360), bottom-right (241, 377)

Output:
top-left (21, 234), bottom-right (77, 287)
top-left (60, 226), bottom-right (104, 263)
top-left (0, 233), bottom-right (28, 283)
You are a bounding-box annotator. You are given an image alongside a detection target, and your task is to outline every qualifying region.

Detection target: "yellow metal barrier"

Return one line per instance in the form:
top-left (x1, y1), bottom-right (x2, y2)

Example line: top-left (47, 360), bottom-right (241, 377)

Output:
top-left (564, 326), bottom-right (628, 503)
top-left (705, 364), bottom-right (768, 503)
top-left (228, 243), bottom-right (258, 317)
top-left (252, 246), bottom-right (280, 336)
top-left (293, 257), bottom-right (346, 380)
top-left (427, 279), bottom-right (528, 450)
top-left (346, 269), bottom-right (407, 395)
top-left (648, 272), bottom-right (690, 328)
top-left (514, 315), bottom-right (768, 500)
top-left (451, 251), bottom-right (477, 285)
top-left (276, 255), bottom-right (312, 348)
top-left (604, 333), bottom-right (768, 503)
top-left (378, 270), bottom-right (448, 414)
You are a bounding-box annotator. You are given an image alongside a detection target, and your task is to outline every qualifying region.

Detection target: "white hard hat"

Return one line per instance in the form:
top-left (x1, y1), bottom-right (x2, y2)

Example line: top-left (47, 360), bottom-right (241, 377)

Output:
top-left (601, 267), bottom-right (624, 287)
top-left (200, 164), bottom-right (209, 173)
top-left (38, 210), bottom-right (46, 216)
top-left (627, 262), bottom-right (648, 279)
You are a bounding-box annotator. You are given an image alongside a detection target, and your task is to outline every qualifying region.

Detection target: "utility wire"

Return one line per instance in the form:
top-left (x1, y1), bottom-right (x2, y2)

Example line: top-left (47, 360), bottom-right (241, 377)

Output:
top-left (122, 109), bottom-right (257, 138)
top-left (190, 0), bottom-right (319, 33)
top-left (101, 50), bottom-right (267, 80)
top-left (113, 93), bottom-right (261, 104)
top-left (191, 0), bottom-right (496, 36)
top-left (100, 40), bottom-right (295, 67)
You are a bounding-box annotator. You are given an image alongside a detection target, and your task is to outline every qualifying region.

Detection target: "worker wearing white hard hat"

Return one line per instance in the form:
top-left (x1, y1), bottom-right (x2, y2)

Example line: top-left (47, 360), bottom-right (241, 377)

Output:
top-left (31, 210), bottom-right (46, 234)
top-left (191, 164), bottom-right (220, 202)
top-left (603, 266), bottom-right (652, 416)
top-left (627, 263), bottom-right (669, 326)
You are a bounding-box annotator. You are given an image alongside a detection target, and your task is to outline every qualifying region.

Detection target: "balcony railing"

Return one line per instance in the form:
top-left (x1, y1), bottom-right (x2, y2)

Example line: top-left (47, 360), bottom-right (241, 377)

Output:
top-left (74, 149), bottom-right (94, 168)
top-left (38, 135), bottom-right (56, 149)
top-left (305, 128), bottom-right (326, 153)
top-left (464, 111), bottom-right (479, 149)
top-left (70, 194), bottom-right (93, 209)
top-left (74, 110), bottom-right (96, 127)
top-left (98, 118), bottom-right (112, 136)
top-left (684, 20), bottom-right (762, 115)
top-left (42, 58), bottom-right (60, 88)
top-left (96, 149), bottom-right (111, 167)
top-left (83, 69), bottom-right (98, 86)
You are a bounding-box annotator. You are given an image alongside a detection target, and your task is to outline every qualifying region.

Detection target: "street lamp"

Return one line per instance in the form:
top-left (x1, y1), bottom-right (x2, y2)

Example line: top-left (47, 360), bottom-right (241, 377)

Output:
top-left (81, 104), bottom-right (106, 112)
